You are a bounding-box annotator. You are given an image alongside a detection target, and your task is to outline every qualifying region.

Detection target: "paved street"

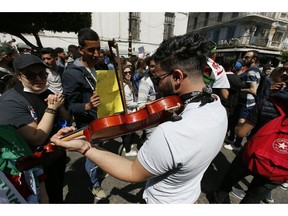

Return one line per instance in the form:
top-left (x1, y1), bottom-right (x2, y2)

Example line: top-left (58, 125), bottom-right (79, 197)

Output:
top-left (63, 132), bottom-right (288, 204)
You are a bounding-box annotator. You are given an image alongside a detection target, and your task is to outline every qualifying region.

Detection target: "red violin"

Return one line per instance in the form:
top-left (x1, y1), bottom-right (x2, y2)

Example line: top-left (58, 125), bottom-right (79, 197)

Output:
top-left (32, 95), bottom-right (183, 159)
top-left (86, 95), bottom-right (183, 141)
top-left (31, 39), bottom-right (184, 164)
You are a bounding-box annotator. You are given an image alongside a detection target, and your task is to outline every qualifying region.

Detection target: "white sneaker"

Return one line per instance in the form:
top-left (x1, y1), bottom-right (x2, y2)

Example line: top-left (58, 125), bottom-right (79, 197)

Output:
top-left (262, 194), bottom-right (275, 204)
top-left (125, 149), bottom-right (137, 157)
top-left (231, 187), bottom-right (246, 199)
top-left (280, 183), bottom-right (288, 190)
top-left (91, 186), bottom-right (107, 200)
top-left (224, 144), bottom-right (241, 151)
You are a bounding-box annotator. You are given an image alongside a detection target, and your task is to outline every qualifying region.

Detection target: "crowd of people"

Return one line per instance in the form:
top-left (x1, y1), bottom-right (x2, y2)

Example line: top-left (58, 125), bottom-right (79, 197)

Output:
top-left (0, 28), bottom-right (287, 204)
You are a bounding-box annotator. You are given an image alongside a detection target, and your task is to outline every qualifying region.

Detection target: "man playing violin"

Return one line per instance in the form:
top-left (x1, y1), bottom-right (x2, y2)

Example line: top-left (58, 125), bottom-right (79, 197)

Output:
top-left (53, 32), bottom-right (228, 203)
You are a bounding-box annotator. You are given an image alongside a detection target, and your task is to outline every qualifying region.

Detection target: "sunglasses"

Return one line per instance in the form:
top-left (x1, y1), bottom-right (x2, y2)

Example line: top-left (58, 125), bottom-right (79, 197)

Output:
top-left (21, 72), bottom-right (48, 80)
top-left (86, 47), bottom-right (100, 54)
top-left (42, 57), bottom-right (52, 61)
top-left (156, 72), bottom-right (173, 86)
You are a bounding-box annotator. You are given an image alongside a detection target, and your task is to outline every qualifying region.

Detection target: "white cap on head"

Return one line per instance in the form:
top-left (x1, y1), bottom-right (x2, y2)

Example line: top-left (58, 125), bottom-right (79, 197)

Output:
top-left (17, 43), bottom-right (31, 50)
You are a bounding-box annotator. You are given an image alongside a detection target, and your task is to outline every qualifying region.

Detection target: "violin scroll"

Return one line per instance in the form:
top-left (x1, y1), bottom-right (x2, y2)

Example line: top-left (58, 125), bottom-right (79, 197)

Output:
top-left (108, 39), bottom-right (117, 49)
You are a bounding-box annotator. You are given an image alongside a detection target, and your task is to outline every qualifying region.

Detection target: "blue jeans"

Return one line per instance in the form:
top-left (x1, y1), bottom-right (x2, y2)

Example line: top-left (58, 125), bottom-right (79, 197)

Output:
top-left (84, 142), bottom-right (104, 189)
top-left (85, 157), bottom-right (101, 188)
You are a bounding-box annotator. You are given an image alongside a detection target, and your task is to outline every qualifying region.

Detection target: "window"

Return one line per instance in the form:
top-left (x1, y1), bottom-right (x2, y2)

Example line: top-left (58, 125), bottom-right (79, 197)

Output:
top-left (280, 13), bottom-right (287, 19)
top-left (193, 17), bottom-right (198, 29)
top-left (232, 12), bottom-right (239, 18)
top-left (213, 29), bottom-right (220, 43)
top-left (226, 26), bottom-right (236, 40)
top-left (131, 12), bottom-right (140, 41)
top-left (217, 13), bottom-right (223, 22)
top-left (204, 13), bottom-right (209, 26)
top-left (254, 26), bottom-right (261, 37)
top-left (271, 31), bottom-right (284, 47)
top-left (163, 12), bottom-right (175, 40)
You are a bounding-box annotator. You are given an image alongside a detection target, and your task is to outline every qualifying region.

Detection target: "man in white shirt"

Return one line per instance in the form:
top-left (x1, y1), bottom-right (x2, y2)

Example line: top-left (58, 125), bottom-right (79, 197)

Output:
top-left (40, 47), bottom-right (63, 93)
top-left (52, 32), bottom-right (228, 204)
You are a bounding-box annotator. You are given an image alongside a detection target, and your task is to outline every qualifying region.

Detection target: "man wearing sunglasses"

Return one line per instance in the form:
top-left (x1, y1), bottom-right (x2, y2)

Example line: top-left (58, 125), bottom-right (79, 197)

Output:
top-left (52, 32), bottom-right (228, 204)
top-left (62, 28), bottom-right (106, 200)
top-left (224, 50), bottom-right (261, 151)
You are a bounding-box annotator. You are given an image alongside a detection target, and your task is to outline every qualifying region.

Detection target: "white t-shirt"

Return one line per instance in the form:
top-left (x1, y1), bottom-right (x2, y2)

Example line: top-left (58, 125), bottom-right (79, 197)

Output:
top-left (137, 76), bottom-right (156, 109)
top-left (46, 68), bottom-right (63, 93)
top-left (137, 95), bottom-right (227, 203)
top-left (206, 58), bottom-right (230, 89)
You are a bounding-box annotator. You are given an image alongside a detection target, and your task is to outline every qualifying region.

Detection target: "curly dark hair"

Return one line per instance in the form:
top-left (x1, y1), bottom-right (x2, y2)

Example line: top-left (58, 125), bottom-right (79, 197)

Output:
top-left (153, 33), bottom-right (215, 77)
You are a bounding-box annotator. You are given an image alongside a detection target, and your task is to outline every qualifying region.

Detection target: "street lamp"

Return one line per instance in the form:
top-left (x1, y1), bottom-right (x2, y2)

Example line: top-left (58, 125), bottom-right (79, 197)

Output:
top-left (128, 12), bottom-right (132, 57)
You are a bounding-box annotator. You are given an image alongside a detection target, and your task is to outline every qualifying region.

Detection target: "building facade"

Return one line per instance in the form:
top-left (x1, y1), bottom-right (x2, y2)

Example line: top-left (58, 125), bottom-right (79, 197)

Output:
top-left (187, 12), bottom-right (288, 66)
top-left (92, 12), bottom-right (188, 56)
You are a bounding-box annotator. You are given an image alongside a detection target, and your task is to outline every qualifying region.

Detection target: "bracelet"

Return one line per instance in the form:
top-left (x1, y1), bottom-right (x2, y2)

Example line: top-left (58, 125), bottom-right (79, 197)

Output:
top-left (82, 145), bottom-right (91, 156)
top-left (45, 107), bottom-right (57, 115)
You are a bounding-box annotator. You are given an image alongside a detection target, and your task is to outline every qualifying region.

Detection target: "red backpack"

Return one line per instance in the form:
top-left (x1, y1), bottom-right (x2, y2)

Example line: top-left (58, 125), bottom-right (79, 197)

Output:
top-left (242, 99), bottom-right (288, 183)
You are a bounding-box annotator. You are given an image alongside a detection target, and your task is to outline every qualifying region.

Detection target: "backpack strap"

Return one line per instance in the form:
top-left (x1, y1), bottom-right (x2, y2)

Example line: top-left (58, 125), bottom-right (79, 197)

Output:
top-left (269, 97), bottom-right (287, 116)
top-left (269, 97), bottom-right (288, 128)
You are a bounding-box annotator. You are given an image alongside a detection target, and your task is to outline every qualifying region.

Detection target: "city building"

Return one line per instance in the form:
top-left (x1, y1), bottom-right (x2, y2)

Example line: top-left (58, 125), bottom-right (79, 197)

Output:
top-left (187, 12), bottom-right (288, 66)
top-left (93, 12), bottom-right (188, 56)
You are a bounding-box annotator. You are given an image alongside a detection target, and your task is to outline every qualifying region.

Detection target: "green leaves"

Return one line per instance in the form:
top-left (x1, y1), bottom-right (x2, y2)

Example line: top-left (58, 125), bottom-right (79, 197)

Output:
top-left (0, 12), bottom-right (92, 49)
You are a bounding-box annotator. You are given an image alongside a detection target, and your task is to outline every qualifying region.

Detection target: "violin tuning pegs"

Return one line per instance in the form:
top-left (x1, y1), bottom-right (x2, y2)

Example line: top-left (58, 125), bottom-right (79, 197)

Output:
top-left (108, 39), bottom-right (117, 48)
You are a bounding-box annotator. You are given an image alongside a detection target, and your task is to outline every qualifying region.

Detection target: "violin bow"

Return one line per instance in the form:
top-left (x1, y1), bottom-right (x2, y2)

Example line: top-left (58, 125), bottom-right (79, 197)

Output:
top-left (108, 39), bottom-right (128, 114)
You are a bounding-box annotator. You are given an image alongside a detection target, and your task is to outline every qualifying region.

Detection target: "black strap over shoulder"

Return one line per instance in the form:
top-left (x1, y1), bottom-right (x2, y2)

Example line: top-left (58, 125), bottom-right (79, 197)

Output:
top-left (268, 97), bottom-right (288, 117)
top-left (180, 85), bottom-right (213, 107)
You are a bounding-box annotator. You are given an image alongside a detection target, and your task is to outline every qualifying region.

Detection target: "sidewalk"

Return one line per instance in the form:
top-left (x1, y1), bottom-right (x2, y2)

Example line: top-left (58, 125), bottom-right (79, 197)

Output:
top-left (63, 133), bottom-right (288, 204)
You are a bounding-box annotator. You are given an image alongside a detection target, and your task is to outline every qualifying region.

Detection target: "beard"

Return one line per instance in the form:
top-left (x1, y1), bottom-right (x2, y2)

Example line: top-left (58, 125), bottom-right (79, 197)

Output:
top-left (243, 61), bottom-right (252, 67)
top-left (160, 80), bottom-right (174, 97)
top-left (82, 53), bottom-right (97, 67)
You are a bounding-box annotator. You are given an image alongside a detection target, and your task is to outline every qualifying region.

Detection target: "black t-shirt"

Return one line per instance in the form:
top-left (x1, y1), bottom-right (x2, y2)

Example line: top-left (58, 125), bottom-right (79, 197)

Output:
top-left (221, 72), bottom-right (241, 116)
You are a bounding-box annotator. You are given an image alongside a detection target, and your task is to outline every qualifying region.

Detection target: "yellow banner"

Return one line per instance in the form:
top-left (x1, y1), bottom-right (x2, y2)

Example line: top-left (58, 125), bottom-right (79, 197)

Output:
top-left (95, 70), bottom-right (124, 118)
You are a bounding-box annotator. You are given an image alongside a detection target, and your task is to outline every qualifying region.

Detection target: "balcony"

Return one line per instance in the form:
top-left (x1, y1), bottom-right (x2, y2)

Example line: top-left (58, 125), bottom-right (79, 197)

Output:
top-left (217, 35), bottom-right (282, 51)
top-left (250, 36), bottom-right (269, 47)
top-left (193, 12), bottom-right (277, 29)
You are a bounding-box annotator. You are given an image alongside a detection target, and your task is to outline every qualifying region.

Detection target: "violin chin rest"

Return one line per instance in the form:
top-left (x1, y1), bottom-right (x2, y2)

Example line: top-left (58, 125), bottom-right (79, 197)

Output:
top-left (166, 116), bottom-right (182, 122)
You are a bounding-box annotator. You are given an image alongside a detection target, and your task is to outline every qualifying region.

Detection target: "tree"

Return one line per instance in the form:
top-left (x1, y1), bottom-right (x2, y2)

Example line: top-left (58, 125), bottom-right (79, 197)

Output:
top-left (281, 50), bottom-right (288, 63)
top-left (0, 12), bottom-right (92, 51)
